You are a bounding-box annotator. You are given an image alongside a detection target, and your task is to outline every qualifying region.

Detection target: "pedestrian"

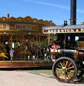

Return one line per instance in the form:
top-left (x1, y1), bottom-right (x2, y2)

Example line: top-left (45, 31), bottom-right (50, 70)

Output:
top-left (10, 48), bottom-right (14, 61)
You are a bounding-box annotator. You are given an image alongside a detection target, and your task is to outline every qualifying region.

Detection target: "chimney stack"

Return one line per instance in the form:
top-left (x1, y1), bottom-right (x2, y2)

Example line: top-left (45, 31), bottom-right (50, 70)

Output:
top-left (70, 0), bottom-right (77, 46)
top-left (64, 20), bottom-right (68, 26)
top-left (70, 0), bottom-right (76, 25)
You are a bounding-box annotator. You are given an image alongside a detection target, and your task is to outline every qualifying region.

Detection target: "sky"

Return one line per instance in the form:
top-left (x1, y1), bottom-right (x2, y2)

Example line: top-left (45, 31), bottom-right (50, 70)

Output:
top-left (0, 0), bottom-right (84, 25)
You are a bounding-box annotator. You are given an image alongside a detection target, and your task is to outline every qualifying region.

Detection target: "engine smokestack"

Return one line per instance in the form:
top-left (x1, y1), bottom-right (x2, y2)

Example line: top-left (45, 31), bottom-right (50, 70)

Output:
top-left (70, 0), bottom-right (76, 25)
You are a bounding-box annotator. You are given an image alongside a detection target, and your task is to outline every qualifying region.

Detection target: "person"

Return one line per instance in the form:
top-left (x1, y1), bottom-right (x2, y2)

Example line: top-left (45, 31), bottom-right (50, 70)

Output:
top-left (24, 44), bottom-right (28, 54)
top-left (24, 44), bottom-right (29, 60)
top-left (48, 41), bottom-right (60, 53)
top-left (52, 42), bottom-right (60, 49)
top-left (48, 40), bottom-right (61, 61)
top-left (10, 48), bottom-right (14, 61)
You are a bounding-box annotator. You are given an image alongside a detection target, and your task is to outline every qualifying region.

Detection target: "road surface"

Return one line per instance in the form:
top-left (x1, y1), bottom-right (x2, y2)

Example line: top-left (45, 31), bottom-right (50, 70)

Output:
top-left (0, 71), bottom-right (84, 86)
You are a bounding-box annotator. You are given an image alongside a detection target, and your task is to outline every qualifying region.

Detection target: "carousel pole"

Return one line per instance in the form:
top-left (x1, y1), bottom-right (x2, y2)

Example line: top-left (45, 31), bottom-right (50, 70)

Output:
top-left (48, 34), bottom-right (50, 45)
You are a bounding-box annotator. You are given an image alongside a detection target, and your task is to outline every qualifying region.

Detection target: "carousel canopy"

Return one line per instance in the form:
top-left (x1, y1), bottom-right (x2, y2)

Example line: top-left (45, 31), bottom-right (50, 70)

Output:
top-left (43, 25), bottom-right (84, 34)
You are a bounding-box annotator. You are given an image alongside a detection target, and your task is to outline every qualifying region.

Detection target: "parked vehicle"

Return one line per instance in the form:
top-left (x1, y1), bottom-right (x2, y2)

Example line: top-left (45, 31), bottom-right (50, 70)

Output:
top-left (43, 25), bottom-right (84, 82)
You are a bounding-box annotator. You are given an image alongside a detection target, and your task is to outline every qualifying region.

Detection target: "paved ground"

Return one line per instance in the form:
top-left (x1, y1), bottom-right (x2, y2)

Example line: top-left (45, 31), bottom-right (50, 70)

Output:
top-left (0, 71), bottom-right (84, 86)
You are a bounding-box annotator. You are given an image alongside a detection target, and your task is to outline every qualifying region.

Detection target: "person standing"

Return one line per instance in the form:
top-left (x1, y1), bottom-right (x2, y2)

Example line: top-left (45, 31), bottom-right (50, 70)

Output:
top-left (10, 48), bottom-right (14, 62)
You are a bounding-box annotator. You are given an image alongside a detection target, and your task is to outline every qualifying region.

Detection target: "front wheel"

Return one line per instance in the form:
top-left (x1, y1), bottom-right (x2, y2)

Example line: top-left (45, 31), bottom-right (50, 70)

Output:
top-left (52, 57), bottom-right (77, 83)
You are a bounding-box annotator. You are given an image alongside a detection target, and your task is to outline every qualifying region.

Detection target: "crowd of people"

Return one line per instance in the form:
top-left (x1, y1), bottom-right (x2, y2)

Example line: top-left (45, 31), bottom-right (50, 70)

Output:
top-left (0, 35), bottom-right (62, 61)
top-left (0, 42), bottom-right (49, 61)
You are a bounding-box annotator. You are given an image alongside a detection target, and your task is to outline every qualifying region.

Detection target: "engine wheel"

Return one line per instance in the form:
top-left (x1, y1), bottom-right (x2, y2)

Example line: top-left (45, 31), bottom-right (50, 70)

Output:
top-left (52, 57), bottom-right (77, 83)
top-left (76, 61), bottom-right (84, 80)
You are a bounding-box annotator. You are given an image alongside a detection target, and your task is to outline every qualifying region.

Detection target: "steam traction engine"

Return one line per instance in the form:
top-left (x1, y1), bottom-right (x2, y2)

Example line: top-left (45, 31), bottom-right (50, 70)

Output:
top-left (43, 25), bottom-right (84, 82)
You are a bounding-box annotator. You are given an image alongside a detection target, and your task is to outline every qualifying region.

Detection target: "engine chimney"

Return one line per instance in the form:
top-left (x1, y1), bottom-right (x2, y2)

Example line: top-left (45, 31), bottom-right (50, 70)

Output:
top-left (70, 0), bottom-right (77, 47)
top-left (70, 0), bottom-right (76, 25)
top-left (64, 20), bottom-right (68, 26)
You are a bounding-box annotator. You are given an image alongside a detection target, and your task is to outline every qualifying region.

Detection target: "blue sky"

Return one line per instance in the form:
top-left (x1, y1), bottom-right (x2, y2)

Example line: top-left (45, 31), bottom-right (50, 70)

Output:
top-left (0, 0), bottom-right (84, 25)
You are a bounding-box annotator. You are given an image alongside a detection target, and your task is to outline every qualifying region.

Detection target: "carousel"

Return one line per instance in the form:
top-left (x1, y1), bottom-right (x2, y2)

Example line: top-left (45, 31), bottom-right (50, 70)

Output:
top-left (0, 15), bottom-right (55, 68)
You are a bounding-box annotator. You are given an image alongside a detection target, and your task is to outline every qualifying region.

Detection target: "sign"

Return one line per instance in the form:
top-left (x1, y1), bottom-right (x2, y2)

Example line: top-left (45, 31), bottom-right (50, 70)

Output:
top-left (0, 24), bottom-right (10, 30)
top-left (43, 25), bottom-right (84, 34)
top-left (46, 28), bottom-right (84, 34)
top-left (15, 24), bottom-right (32, 31)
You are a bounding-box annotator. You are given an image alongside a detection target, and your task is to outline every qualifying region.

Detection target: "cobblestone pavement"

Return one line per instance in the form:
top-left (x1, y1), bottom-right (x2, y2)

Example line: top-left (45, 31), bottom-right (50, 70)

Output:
top-left (0, 71), bottom-right (84, 86)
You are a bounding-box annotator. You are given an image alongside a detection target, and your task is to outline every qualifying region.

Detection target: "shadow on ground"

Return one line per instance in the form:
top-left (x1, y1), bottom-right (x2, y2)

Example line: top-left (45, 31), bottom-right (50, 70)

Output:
top-left (70, 77), bottom-right (84, 84)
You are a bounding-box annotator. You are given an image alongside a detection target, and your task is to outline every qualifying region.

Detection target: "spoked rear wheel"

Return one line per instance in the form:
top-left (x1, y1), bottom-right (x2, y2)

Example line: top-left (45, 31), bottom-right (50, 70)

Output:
top-left (52, 57), bottom-right (77, 83)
